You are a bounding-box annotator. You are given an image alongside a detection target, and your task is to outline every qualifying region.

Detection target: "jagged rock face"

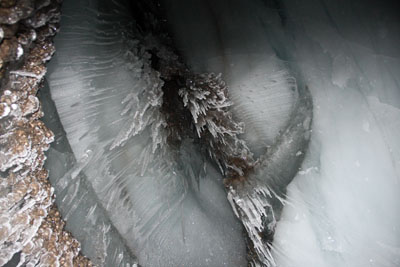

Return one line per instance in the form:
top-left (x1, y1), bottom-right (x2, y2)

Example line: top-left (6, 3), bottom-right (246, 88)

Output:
top-left (0, 0), bottom-right (91, 266)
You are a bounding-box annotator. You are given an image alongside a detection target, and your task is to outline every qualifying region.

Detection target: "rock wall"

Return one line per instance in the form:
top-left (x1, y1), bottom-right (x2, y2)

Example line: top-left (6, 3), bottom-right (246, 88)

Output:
top-left (0, 0), bottom-right (91, 266)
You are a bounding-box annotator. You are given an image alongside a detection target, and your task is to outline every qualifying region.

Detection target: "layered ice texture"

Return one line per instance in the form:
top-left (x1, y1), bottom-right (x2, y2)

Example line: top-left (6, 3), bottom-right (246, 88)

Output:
top-left (45, 0), bottom-right (400, 266)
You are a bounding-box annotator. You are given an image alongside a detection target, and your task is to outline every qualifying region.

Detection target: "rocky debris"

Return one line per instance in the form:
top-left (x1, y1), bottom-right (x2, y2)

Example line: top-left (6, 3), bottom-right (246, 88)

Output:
top-left (0, 0), bottom-right (92, 266)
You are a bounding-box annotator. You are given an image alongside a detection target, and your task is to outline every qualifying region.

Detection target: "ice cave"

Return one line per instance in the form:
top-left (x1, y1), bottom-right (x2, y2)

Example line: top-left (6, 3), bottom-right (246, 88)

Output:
top-left (0, 0), bottom-right (399, 266)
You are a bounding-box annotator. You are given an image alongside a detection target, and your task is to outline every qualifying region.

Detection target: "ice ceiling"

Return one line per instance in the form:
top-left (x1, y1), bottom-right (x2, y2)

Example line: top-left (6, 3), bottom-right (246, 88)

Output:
top-left (39, 0), bottom-right (400, 266)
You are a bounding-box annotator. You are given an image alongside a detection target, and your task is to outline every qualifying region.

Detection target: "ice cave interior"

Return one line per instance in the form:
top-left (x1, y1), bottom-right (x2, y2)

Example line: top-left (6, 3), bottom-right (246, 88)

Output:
top-left (4, 0), bottom-right (400, 266)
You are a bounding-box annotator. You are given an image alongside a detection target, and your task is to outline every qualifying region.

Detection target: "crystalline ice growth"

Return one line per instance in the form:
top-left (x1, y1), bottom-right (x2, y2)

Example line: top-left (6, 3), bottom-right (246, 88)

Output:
top-left (46, 0), bottom-right (246, 266)
top-left (34, 0), bottom-right (400, 266)
top-left (157, 0), bottom-right (400, 266)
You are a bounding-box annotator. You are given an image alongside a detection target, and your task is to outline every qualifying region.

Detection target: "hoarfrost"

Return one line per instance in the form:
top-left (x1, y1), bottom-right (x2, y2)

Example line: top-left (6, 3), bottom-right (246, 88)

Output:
top-left (178, 72), bottom-right (254, 176)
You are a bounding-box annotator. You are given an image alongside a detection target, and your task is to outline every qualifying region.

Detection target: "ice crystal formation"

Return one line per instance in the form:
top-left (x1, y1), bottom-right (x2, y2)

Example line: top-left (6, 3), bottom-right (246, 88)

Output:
top-left (178, 73), bottom-right (255, 177)
top-left (109, 50), bottom-right (166, 154)
top-left (227, 85), bottom-right (313, 267)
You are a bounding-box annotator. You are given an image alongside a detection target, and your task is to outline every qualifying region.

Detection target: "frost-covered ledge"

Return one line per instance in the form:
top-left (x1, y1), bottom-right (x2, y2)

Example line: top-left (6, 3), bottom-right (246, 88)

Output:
top-left (0, 0), bottom-right (91, 265)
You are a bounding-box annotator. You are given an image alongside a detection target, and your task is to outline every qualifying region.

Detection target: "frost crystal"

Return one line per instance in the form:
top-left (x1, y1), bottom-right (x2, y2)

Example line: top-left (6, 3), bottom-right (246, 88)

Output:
top-left (179, 73), bottom-right (255, 176)
top-left (110, 40), bottom-right (167, 155)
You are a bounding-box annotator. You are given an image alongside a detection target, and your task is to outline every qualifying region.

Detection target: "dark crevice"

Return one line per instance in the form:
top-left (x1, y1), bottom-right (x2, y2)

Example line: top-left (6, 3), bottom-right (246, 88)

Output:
top-left (260, 0), bottom-right (287, 26)
top-left (131, 0), bottom-right (252, 178)
top-left (3, 251), bottom-right (21, 267)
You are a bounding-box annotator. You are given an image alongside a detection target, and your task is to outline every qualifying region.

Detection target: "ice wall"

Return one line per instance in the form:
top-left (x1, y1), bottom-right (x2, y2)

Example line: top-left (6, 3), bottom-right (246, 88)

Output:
top-left (160, 0), bottom-right (299, 157)
top-left (46, 0), bottom-right (246, 266)
top-left (270, 1), bottom-right (400, 266)
top-left (159, 0), bottom-right (400, 266)
top-left (41, 81), bottom-right (139, 267)
top-left (45, 0), bottom-right (400, 266)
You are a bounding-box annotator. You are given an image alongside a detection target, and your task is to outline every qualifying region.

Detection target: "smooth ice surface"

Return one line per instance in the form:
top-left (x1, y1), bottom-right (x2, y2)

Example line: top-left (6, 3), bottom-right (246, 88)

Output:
top-left (270, 1), bottom-right (400, 266)
top-left (159, 0), bottom-right (400, 266)
top-left (46, 0), bottom-right (246, 266)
